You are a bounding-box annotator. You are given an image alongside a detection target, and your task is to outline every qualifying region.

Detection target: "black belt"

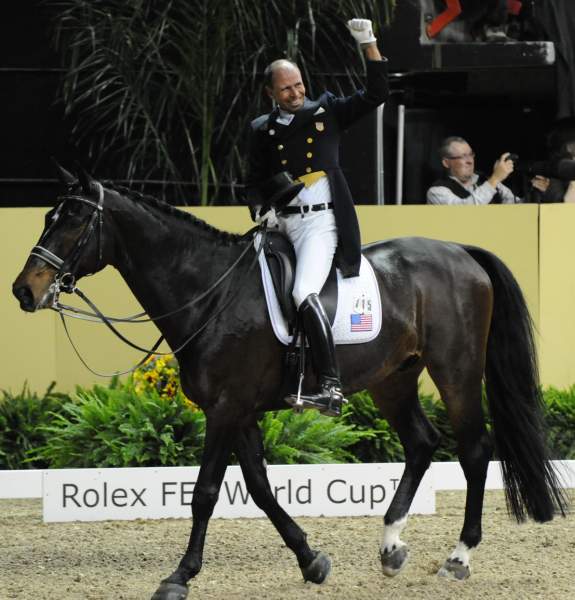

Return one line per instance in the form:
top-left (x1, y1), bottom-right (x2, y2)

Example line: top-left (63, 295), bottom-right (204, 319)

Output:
top-left (279, 202), bottom-right (334, 216)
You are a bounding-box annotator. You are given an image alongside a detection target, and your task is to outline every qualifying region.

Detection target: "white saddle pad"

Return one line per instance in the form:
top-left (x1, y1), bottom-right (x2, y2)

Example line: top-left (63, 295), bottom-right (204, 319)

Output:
top-left (257, 243), bottom-right (382, 346)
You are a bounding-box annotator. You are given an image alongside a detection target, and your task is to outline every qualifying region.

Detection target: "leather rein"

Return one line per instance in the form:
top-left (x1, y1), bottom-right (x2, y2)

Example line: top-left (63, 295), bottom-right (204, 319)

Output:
top-left (29, 183), bottom-right (266, 376)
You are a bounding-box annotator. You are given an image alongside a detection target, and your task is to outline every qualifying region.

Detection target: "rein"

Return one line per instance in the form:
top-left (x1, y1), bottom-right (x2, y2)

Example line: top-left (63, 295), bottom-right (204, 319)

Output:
top-left (58, 229), bottom-right (266, 377)
top-left (29, 182), bottom-right (267, 376)
top-left (53, 229), bottom-right (257, 324)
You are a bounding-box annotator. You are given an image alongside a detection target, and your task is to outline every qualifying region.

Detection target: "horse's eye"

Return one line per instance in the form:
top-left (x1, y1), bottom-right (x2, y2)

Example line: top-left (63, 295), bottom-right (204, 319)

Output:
top-left (65, 202), bottom-right (84, 217)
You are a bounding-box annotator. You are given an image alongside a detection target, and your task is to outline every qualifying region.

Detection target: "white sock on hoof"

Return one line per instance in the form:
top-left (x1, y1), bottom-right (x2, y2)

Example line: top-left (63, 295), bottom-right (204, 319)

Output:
top-left (448, 541), bottom-right (473, 567)
top-left (381, 515), bottom-right (408, 554)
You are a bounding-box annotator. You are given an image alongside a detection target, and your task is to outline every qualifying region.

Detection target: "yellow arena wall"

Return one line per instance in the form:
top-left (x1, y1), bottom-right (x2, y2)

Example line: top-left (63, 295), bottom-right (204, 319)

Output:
top-left (1, 204), bottom-right (571, 394)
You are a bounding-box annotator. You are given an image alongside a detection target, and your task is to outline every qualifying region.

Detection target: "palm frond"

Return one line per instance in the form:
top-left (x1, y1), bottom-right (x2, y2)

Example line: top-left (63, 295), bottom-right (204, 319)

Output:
top-left (46, 0), bottom-right (395, 204)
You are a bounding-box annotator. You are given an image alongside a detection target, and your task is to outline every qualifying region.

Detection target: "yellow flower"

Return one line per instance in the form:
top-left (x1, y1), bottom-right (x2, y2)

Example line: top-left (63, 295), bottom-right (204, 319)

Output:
top-left (131, 353), bottom-right (201, 409)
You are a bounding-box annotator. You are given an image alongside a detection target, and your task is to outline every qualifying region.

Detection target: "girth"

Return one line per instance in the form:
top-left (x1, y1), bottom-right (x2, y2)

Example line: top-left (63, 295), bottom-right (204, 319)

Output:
top-left (263, 231), bottom-right (338, 328)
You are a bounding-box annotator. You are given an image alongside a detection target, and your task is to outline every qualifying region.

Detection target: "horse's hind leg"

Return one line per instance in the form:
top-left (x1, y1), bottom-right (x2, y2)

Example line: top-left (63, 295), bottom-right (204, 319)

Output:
top-left (234, 416), bottom-right (331, 583)
top-left (152, 419), bottom-right (235, 600)
top-left (369, 371), bottom-right (440, 577)
top-left (430, 370), bottom-right (493, 581)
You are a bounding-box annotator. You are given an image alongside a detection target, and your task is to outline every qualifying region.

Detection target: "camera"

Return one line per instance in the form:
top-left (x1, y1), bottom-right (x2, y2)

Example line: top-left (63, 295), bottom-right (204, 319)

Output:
top-left (508, 154), bottom-right (575, 181)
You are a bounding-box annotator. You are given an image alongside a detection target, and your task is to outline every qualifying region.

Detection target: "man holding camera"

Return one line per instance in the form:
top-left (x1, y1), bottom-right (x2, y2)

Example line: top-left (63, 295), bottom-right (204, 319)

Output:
top-left (244, 19), bottom-right (387, 416)
top-left (427, 136), bottom-right (521, 205)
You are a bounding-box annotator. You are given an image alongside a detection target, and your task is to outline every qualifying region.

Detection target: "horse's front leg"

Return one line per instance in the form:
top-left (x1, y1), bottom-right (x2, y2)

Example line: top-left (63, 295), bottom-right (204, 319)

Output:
top-left (152, 418), bottom-right (235, 600)
top-left (235, 416), bottom-right (331, 583)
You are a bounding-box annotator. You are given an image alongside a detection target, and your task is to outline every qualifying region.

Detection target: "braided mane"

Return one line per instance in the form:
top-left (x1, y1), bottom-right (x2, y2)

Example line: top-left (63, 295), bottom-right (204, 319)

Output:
top-left (106, 182), bottom-right (243, 246)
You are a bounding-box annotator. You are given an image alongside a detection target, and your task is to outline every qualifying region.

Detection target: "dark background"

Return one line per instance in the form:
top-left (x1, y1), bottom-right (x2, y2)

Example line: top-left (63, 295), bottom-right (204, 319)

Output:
top-left (0, 1), bottom-right (561, 206)
top-left (380, 0), bottom-right (559, 204)
top-left (0, 3), bottom-right (79, 205)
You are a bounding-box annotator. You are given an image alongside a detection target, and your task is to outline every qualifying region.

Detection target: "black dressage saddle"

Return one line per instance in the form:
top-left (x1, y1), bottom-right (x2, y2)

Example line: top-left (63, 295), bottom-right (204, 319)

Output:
top-left (263, 231), bottom-right (338, 328)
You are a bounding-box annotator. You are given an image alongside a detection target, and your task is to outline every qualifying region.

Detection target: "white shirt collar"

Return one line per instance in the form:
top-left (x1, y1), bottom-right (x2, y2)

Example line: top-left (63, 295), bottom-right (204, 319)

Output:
top-left (276, 108), bottom-right (295, 126)
top-left (450, 173), bottom-right (479, 190)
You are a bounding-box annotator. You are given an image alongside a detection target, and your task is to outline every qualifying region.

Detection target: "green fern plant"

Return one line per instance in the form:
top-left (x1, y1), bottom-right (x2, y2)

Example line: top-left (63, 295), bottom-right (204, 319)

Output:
top-left (0, 383), bottom-right (70, 469)
top-left (543, 386), bottom-right (575, 459)
top-left (31, 384), bottom-right (205, 468)
top-left (340, 390), bottom-right (404, 462)
top-left (4, 375), bottom-right (573, 469)
top-left (260, 408), bottom-right (370, 464)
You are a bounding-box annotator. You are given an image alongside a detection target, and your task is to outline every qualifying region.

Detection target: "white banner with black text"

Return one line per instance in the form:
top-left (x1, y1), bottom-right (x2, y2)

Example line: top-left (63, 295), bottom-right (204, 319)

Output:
top-left (42, 463), bottom-right (434, 523)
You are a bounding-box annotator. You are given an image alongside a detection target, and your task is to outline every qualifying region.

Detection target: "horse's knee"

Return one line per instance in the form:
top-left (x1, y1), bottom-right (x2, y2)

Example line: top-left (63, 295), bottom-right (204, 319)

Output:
top-left (192, 485), bottom-right (219, 519)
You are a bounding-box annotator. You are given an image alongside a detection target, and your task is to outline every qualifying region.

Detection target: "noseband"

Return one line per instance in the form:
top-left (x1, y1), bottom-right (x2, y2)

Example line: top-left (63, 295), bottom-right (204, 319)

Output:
top-left (30, 182), bottom-right (105, 294)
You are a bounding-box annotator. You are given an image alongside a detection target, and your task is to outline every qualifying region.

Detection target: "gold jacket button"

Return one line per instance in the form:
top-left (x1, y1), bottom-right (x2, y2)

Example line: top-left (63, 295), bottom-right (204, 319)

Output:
top-left (281, 159), bottom-right (288, 165)
top-left (307, 152), bottom-right (313, 158)
top-left (277, 144), bottom-right (284, 151)
top-left (307, 137), bottom-right (313, 144)
top-left (305, 167), bottom-right (312, 173)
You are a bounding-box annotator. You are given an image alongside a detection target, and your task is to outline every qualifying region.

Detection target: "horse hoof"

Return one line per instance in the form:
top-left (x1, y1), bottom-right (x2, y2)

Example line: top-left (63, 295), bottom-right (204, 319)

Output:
top-left (301, 551), bottom-right (332, 583)
top-left (150, 581), bottom-right (189, 600)
top-left (380, 545), bottom-right (409, 577)
top-left (437, 558), bottom-right (470, 581)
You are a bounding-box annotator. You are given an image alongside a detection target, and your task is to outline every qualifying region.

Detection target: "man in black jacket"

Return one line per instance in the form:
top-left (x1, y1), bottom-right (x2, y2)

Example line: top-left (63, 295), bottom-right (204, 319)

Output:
top-left (245, 19), bottom-right (388, 416)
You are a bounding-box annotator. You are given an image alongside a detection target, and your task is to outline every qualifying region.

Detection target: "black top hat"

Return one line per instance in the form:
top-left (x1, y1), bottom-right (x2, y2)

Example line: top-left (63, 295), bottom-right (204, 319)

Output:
top-left (257, 171), bottom-right (304, 209)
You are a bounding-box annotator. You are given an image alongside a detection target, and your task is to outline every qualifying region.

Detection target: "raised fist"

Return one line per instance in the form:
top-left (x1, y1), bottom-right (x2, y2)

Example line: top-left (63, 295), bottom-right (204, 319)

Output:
top-left (347, 19), bottom-right (377, 45)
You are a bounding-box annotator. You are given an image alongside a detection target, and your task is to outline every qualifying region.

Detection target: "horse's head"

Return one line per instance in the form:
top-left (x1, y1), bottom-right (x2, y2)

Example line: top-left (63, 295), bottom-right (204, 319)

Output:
top-left (12, 164), bottom-right (111, 312)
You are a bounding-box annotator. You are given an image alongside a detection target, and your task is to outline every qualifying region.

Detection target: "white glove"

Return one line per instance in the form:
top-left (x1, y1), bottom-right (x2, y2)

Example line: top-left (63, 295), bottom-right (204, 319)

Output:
top-left (255, 206), bottom-right (279, 228)
top-left (347, 18), bottom-right (377, 45)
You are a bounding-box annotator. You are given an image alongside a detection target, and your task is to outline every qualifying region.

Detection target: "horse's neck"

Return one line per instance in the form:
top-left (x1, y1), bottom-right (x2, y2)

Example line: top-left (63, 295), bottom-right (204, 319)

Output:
top-left (109, 201), bottom-right (241, 335)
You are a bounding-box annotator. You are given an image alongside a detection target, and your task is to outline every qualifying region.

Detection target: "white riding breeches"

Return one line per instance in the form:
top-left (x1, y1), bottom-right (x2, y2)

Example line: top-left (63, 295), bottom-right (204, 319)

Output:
top-left (278, 208), bottom-right (338, 308)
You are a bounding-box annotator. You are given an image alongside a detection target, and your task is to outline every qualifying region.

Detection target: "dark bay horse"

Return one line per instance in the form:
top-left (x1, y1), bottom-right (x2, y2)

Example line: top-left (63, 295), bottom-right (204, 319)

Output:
top-left (13, 170), bottom-right (567, 599)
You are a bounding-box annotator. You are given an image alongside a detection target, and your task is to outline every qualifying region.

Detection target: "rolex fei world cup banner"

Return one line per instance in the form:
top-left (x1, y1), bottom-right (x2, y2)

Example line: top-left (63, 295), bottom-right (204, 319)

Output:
top-left (42, 464), bottom-right (434, 523)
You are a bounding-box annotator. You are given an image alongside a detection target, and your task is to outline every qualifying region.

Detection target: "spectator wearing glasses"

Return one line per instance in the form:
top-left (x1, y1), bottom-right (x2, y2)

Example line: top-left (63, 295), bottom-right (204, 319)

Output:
top-left (427, 136), bottom-right (521, 205)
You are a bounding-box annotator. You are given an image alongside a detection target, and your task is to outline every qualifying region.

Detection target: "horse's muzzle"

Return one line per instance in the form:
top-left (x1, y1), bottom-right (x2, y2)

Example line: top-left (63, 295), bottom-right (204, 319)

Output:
top-left (12, 283), bottom-right (37, 312)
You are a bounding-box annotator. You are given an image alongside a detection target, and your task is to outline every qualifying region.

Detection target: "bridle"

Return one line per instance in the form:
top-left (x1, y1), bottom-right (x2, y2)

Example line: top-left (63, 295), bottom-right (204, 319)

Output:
top-left (27, 182), bottom-right (266, 376)
top-left (31, 181), bottom-right (105, 295)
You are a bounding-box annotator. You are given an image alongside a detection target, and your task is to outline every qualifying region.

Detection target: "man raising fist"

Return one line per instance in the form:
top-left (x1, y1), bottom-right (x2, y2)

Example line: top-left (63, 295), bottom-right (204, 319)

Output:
top-left (244, 18), bottom-right (388, 416)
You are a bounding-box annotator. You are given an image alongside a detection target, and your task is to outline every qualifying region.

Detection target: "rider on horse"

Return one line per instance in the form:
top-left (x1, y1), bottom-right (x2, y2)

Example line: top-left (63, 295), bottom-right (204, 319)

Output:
top-left (245, 18), bottom-right (388, 416)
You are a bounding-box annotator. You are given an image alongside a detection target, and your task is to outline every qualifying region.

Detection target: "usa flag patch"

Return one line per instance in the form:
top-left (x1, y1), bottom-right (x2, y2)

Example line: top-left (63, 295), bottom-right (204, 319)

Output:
top-left (350, 313), bottom-right (373, 332)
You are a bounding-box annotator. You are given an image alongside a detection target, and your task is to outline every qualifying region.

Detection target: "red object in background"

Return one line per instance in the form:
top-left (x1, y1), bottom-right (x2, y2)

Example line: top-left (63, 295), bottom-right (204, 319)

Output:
top-left (427, 0), bottom-right (523, 39)
top-left (426, 0), bottom-right (462, 39)
top-left (507, 0), bottom-right (522, 16)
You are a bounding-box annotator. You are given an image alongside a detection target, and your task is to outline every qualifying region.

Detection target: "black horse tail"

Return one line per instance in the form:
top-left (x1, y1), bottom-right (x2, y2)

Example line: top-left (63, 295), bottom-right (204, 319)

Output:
top-left (462, 245), bottom-right (568, 523)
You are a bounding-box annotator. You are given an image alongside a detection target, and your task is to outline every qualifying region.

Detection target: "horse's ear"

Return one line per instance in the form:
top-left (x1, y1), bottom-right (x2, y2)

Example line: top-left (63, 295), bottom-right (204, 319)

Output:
top-left (76, 165), bottom-right (94, 195)
top-left (52, 159), bottom-right (77, 186)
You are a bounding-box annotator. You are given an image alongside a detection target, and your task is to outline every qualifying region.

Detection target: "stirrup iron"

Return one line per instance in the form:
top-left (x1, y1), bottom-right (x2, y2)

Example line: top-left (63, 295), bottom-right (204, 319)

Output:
top-left (285, 382), bottom-right (347, 417)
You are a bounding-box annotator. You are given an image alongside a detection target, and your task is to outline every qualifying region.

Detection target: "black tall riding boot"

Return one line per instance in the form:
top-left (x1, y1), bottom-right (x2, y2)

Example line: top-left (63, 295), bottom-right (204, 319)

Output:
top-left (285, 293), bottom-right (347, 417)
